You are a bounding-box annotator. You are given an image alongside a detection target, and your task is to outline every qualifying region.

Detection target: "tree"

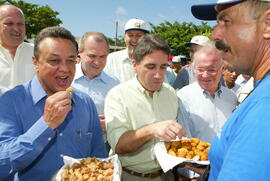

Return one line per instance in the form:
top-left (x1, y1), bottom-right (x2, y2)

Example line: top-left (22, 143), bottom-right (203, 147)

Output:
top-left (1, 0), bottom-right (62, 39)
top-left (150, 21), bottom-right (213, 56)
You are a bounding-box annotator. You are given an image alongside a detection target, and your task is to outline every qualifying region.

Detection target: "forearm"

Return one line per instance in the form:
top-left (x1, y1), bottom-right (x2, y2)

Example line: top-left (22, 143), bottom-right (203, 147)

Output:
top-left (0, 117), bottom-right (55, 177)
top-left (115, 124), bottom-right (154, 154)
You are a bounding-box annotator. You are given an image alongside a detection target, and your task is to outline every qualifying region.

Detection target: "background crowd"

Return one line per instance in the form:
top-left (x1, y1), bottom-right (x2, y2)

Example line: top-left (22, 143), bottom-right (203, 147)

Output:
top-left (1, 0), bottom-right (269, 181)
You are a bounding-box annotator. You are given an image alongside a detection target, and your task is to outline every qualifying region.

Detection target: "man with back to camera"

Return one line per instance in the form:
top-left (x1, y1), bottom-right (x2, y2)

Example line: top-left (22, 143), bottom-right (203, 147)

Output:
top-left (104, 18), bottom-right (149, 83)
top-left (105, 34), bottom-right (186, 181)
top-left (0, 4), bottom-right (35, 94)
top-left (191, 0), bottom-right (270, 180)
top-left (72, 32), bottom-right (119, 152)
top-left (173, 35), bottom-right (213, 90)
top-left (0, 26), bottom-right (106, 181)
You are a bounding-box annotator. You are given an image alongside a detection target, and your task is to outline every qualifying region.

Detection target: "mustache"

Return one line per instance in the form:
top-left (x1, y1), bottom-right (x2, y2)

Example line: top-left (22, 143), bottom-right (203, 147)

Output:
top-left (215, 41), bottom-right (231, 52)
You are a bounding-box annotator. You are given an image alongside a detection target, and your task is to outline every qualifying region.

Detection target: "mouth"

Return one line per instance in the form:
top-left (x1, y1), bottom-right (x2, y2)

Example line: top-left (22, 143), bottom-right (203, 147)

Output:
top-left (215, 41), bottom-right (231, 53)
top-left (10, 31), bottom-right (21, 38)
top-left (56, 75), bottom-right (70, 87)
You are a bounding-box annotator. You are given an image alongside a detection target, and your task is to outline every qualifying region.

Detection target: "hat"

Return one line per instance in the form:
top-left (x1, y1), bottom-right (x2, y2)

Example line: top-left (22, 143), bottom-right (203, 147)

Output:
top-left (172, 55), bottom-right (186, 63)
top-left (125, 18), bottom-right (149, 33)
top-left (191, 0), bottom-right (243, 20)
top-left (185, 35), bottom-right (211, 47)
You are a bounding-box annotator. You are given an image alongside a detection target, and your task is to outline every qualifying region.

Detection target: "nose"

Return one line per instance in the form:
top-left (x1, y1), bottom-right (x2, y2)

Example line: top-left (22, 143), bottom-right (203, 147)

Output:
top-left (154, 69), bottom-right (163, 79)
top-left (58, 61), bottom-right (70, 72)
top-left (211, 24), bottom-right (223, 42)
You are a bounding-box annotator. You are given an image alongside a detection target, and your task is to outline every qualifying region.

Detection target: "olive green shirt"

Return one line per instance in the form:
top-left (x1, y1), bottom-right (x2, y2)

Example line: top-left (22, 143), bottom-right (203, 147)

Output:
top-left (105, 77), bottom-right (178, 173)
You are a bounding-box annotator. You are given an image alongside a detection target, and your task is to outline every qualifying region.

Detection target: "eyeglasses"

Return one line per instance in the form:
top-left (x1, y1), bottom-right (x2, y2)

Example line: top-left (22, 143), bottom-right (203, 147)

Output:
top-left (195, 67), bottom-right (221, 75)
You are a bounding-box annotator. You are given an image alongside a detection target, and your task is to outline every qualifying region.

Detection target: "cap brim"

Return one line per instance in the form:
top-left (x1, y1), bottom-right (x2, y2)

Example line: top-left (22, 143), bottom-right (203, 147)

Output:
top-left (191, 0), bottom-right (243, 20)
top-left (185, 42), bottom-right (197, 47)
top-left (125, 28), bottom-right (149, 33)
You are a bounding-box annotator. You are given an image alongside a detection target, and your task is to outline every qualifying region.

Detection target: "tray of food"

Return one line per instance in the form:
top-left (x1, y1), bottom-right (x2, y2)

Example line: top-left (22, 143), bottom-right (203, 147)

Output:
top-left (154, 138), bottom-right (210, 172)
top-left (52, 154), bottom-right (121, 181)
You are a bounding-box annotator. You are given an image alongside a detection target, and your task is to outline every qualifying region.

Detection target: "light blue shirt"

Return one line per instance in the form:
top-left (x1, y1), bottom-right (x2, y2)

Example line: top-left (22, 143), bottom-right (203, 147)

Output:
top-left (0, 76), bottom-right (106, 181)
top-left (73, 63), bottom-right (119, 114)
top-left (177, 81), bottom-right (237, 143)
top-left (209, 75), bottom-right (270, 181)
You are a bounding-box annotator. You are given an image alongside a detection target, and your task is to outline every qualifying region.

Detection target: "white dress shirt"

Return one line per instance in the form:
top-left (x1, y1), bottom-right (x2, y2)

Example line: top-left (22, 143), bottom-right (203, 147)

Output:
top-left (0, 42), bottom-right (35, 94)
top-left (177, 81), bottom-right (238, 143)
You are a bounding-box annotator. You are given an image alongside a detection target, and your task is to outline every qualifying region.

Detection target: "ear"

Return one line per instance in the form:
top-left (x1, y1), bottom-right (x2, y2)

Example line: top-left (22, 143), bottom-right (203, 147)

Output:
top-left (263, 9), bottom-right (270, 39)
top-left (132, 60), bottom-right (138, 72)
top-left (32, 56), bottom-right (39, 72)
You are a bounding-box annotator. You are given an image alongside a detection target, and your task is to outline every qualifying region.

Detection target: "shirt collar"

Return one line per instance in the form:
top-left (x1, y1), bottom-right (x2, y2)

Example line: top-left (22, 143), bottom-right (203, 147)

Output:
top-left (196, 81), bottom-right (222, 98)
top-left (75, 62), bottom-right (107, 83)
top-left (31, 75), bottom-right (47, 104)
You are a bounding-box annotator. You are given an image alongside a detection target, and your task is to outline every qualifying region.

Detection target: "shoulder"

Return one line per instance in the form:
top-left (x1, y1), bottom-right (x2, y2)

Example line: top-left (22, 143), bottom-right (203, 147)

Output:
top-left (177, 82), bottom-right (197, 96)
top-left (102, 71), bottom-right (120, 84)
top-left (21, 42), bottom-right (34, 49)
top-left (0, 84), bottom-right (29, 104)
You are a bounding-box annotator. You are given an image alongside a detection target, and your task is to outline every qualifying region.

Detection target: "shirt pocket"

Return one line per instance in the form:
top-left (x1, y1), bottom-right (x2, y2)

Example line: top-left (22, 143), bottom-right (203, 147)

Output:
top-left (72, 130), bottom-right (93, 157)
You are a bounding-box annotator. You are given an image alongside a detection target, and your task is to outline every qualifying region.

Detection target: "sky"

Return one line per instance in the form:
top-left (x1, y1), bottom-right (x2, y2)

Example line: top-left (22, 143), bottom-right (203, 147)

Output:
top-left (25, 0), bottom-right (216, 38)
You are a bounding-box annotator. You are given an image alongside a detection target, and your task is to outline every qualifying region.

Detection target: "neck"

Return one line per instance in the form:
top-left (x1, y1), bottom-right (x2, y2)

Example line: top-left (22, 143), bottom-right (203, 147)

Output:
top-left (1, 44), bottom-right (18, 60)
top-left (254, 61), bottom-right (270, 81)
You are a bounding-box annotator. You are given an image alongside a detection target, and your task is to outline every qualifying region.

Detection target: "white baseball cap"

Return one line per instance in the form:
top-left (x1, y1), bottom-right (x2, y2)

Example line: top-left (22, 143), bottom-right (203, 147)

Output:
top-left (124, 18), bottom-right (149, 33)
top-left (191, 0), bottom-right (270, 20)
top-left (185, 35), bottom-right (212, 47)
top-left (172, 55), bottom-right (186, 63)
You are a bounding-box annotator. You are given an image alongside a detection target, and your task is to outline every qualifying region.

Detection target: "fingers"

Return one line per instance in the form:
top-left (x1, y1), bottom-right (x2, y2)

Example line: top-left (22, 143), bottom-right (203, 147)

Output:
top-left (99, 118), bottom-right (106, 134)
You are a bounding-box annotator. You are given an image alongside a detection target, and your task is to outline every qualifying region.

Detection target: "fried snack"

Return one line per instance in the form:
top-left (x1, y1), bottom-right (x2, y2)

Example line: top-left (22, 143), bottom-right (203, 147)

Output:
top-left (61, 157), bottom-right (114, 181)
top-left (165, 138), bottom-right (210, 161)
top-left (66, 87), bottom-right (74, 94)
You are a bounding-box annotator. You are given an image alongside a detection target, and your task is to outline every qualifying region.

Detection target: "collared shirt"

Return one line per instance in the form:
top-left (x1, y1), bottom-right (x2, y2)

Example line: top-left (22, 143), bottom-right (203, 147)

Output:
top-left (105, 77), bottom-right (178, 173)
top-left (104, 49), bottom-right (135, 83)
top-left (177, 81), bottom-right (237, 143)
top-left (208, 74), bottom-right (270, 181)
top-left (0, 42), bottom-right (35, 94)
top-left (72, 63), bottom-right (119, 114)
top-left (0, 76), bottom-right (106, 181)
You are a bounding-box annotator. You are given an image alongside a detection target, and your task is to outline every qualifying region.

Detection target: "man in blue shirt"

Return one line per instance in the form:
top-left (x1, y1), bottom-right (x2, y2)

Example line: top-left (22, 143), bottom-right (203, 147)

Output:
top-left (191, 0), bottom-right (270, 180)
top-left (0, 27), bottom-right (106, 181)
top-left (73, 32), bottom-right (119, 135)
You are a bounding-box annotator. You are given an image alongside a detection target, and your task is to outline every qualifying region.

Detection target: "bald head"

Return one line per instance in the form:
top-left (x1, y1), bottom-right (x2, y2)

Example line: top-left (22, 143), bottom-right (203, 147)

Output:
top-left (194, 47), bottom-right (224, 96)
top-left (0, 4), bottom-right (25, 49)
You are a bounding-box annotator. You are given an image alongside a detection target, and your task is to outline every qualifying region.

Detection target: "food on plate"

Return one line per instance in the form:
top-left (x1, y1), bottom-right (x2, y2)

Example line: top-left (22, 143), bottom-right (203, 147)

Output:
top-left (61, 157), bottom-right (114, 181)
top-left (165, 138), bottom-right (210, 161)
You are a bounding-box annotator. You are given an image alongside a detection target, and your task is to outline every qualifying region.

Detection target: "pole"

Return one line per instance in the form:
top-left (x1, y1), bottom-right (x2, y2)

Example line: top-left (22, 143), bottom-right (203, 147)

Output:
top-left (115, 21), bottom-right (118, 52)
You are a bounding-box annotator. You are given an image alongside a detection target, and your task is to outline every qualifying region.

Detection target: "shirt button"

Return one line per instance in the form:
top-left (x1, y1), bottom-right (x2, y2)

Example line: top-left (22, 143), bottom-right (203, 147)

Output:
top-left (48, 137), bottom-right (52, 141)
top-left (59, 133), bottom-right (63, 136)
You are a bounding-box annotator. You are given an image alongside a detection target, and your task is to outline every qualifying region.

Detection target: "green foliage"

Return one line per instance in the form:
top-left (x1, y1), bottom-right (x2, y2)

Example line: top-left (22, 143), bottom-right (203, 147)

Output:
top-left (1, 0), bottom-right (62, 39)
top-left (150, 21), bottom-right (213, 56)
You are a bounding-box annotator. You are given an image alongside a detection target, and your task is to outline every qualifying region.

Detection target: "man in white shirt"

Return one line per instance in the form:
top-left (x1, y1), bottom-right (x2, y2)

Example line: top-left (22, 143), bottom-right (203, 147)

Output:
top-left (105, 18), bottom-right (149, 83)
top-left (177, 46), bottom-right (237, 143)
top-left (0, 5), bottom-right (35, 94)
top-left (176, 46), bottom-right (238, 180)
top-left (105, 34), bottom-right (185, 181)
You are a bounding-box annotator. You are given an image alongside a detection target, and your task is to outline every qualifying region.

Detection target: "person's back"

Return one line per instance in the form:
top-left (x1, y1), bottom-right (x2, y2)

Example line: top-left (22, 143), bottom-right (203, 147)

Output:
top-left (0, 5), bottom-right (35, 94)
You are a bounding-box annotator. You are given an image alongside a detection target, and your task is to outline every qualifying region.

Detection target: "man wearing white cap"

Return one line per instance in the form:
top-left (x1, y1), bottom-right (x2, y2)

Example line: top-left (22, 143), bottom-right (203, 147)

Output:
top-left (104, 18), bottom-right (149, 83)
top-left (173, 35), bottom-right (213, 90)
top-left (191, 0), bottom-right (270, 180)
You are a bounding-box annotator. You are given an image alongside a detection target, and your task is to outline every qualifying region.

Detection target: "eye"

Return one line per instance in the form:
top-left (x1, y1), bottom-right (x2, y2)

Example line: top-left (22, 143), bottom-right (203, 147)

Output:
top-left (161, 64), bottom-right (168, 69)
top-left (47, 59), bottom-right (59, 66)
top-left (4, 22), bottom-right (13, 26)
top-left (146, 64), bottom-right (155, 69)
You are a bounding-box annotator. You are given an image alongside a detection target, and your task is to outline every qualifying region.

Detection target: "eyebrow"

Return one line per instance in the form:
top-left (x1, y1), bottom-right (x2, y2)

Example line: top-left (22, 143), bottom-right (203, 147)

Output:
top-left (49, 53), bottom-right (77, 58)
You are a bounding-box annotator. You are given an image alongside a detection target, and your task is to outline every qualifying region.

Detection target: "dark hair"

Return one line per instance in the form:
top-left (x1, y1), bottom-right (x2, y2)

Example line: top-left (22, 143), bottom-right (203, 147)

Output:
top-left (132, 34), bottom-right (170, 64)
top-left (79, 32), bottom-right (109, 51)
top-left (34, 26), bottom-right (78, 59)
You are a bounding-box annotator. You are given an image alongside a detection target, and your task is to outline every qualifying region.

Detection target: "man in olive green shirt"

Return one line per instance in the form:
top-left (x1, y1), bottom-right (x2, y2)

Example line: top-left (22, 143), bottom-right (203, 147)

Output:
top-left (105, 34), bottom-right (185, 181)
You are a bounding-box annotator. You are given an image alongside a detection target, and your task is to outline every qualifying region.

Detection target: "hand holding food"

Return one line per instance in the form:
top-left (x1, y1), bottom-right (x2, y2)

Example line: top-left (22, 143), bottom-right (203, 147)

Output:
top-left (44, 89), bottom-right (73, 129)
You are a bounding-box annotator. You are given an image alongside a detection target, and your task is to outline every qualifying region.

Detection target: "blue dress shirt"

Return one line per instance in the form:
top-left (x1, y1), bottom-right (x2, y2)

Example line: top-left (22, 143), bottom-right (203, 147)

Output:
top-left (0, 76), bottom-right (106, 181)
top-left (73, 63), bottom-right (119, 114)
